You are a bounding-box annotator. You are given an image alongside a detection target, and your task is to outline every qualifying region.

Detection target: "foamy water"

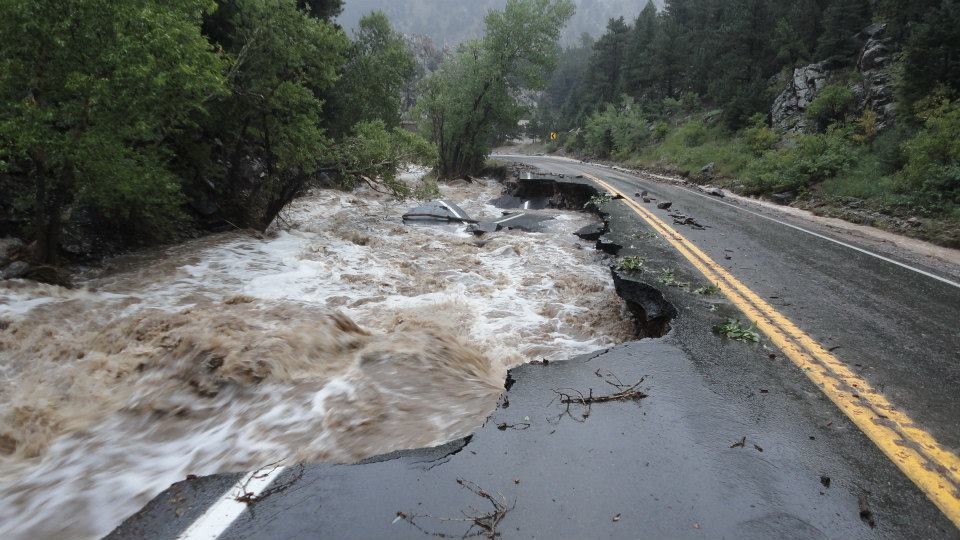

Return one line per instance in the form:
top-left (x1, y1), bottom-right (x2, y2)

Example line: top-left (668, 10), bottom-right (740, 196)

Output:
top-left (0, 173), bottom-right (631, 539)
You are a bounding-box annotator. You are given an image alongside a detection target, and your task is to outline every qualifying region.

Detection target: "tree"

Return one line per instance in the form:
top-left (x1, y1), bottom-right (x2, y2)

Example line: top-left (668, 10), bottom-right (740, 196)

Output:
top-left (416, 0), bottom-right (575, 178)
top-left (0, 0), bottom-right (224, 264)
top-left (649, 16), bottom-right (685, 98)
top-left (815, 0), bottom-right (872, 60)
top-left (297, 0), bottom-right (343, 20)
top-left (898, 1), bottom-right (960, 110)
top-left (194, 0), bottom-right (348, 229)
top-left (624, 1), bottom-right (661, 98)
top-left (331, 120), bottom-right (436, 195)
top-left (325, 12), bottom-right (416, 138)
top-left (532, 33), bottom-right (594, 135)
top-left (587, 17), bottom-right (632, 105)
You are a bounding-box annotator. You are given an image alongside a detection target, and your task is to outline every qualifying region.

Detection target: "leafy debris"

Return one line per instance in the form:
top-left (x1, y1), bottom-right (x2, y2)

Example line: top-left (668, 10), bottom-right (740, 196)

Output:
top-left (712, 318), bottom-right (760, 343)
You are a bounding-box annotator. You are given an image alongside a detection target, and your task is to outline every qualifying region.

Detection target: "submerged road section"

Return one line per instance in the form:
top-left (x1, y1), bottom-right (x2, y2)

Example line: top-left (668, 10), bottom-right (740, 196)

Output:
top-left (111, 159), bottom-right (960, 539)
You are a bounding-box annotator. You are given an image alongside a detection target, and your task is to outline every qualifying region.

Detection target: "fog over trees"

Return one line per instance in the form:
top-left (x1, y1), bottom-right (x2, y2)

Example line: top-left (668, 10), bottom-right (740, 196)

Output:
top-left (338, 0), bottom-right (663, 45)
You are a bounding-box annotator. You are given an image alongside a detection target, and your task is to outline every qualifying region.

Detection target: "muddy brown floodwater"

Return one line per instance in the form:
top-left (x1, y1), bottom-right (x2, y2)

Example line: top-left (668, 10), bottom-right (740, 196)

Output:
top-left (0, 172), bottom-right (633, 539)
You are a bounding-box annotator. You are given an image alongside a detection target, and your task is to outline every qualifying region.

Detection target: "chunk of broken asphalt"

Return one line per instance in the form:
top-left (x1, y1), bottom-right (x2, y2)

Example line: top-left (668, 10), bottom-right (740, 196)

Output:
top-left (574, 222), bottom-right (606, 241)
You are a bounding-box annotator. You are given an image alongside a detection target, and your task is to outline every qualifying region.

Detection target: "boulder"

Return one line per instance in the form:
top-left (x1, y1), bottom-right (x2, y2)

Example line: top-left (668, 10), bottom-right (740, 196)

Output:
top-left (0, 238), bottom-right (24, 267)
top-left (656, 201), bottom-right (673, 210)
top-left (772, 192), bottom-right (795, 205)
top-left (1, 261), bottom-right (30, 280)
top-left (705, 187), bottom-right (725, 198)
top-left (771, 61), bottom-right (830, 133)
top-left (699, 162), bottom-right (716, 180)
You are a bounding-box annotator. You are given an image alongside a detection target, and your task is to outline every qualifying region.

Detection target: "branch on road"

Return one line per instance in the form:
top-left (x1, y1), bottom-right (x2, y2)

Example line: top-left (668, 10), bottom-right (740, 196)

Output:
top-left (395, 478), bottom-right (515, 539)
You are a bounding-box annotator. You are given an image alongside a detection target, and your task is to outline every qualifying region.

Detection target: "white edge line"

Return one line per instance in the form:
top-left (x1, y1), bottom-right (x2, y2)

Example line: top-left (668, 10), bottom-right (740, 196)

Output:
top-left (438, 200), bottom-right (464, 220)
top-left (494, 213), bottom-right (527, 224)
top-left (663, 180), bottom-right (960, 290)
top-left (495, 154), bottom-right (960, 289)
top-left (177, 466), bottom-right (287, 540)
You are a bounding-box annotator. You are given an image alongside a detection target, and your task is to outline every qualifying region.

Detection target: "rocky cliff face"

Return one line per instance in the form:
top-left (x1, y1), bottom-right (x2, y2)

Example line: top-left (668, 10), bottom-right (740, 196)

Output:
top-left (771, 62), bottom-right (831, 133)
top-left (852, 24), bottom-right (896, 127)
top-left (771, 24), bottom-right (896, 133)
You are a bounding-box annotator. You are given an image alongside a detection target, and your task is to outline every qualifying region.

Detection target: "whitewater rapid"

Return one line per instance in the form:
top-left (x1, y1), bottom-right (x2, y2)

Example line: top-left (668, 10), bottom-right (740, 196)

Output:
top-left (0, 173), bottom-right (631, 539)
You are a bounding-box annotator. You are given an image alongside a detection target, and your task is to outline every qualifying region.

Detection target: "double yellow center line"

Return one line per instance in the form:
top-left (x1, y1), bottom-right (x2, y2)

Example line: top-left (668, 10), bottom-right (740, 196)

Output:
top-left (584, 172), bottom-right (960, 528)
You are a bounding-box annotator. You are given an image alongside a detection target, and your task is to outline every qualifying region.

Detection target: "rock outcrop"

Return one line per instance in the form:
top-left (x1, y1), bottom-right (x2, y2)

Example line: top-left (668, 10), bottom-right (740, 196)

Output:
top-left (771, 24), bottom-right (897, 133)
top-left (771, 62), bottom-right (830, 133)
top-left (852, 24), bottom-right (896, 128)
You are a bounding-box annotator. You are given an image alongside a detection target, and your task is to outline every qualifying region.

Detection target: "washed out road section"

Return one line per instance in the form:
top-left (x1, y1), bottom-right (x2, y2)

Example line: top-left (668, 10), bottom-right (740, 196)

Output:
top-left (112, 166), bottom-right (957, 538)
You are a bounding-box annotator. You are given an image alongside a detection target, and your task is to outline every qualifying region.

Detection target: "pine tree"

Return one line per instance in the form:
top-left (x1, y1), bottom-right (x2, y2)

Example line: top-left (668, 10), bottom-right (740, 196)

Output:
top-left (815, 0), bottom-right (872, 60)
top-left (624, 1), bottom-right (661, 98)
top-left (587, 17), bottom-right (633, 105)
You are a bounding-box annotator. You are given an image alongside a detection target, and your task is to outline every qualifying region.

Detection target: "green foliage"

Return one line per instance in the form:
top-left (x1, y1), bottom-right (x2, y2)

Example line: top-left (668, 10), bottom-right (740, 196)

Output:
top-left (712, 318), bottom-right (761, 343)
top-left (584, 193), bottom-right (613, 209)
top-left (676, 121), bottom-right (709, 147)
top-left (651, 121), bottom-right (670, 142)
top-left (896, 1), bottom-right (960, 109)
top-left (742, 114), bottom-right (779, 155)
top-left (897, 96), bottom-right (960, 205)
top-left (616, 256), bottom-right (645, 272)
top-left (296, 0), bottom-right (343, 20)
top-left (694, 284), bottom-right (721, 295)
top-left (332, 120), bottom-right (436, 196)
top-left (0, 0), bottom-right (225, 261)
top-left (657, 268), bottom-right (690, 289)
top-left (325, 12), bottom-right (416, 137)
top-left (583, 100), bottom-right (649, 158)
top-left (815, 0), bottom-right (872, 59)
top-left (806, 84), bottom-right (856, 129)
top-left (742, 126), bottom-right (858, 194)
top-left (635, 118), bottom-right (753, 180)
top-left (415, 0), bottom-right (575, 178)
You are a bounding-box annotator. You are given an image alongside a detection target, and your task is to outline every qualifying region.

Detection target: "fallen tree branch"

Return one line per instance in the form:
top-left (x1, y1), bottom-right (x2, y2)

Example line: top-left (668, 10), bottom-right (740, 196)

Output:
top-left (396, 478), bottom-right (515, 539)
top-left (547, 373), bottom-right (648, 424)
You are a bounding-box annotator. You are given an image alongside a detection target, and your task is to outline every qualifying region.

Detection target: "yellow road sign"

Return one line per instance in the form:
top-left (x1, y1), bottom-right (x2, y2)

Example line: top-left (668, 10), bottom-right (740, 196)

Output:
top-left (549, 132), bottom-right (558, 141)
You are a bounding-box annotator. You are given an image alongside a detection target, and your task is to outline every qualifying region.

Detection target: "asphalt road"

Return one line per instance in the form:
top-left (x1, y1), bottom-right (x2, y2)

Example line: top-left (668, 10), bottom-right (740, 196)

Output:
top-left (506, 155), bottom-right (960, 451)
top-left (111, 157), bottom-right (960, 539)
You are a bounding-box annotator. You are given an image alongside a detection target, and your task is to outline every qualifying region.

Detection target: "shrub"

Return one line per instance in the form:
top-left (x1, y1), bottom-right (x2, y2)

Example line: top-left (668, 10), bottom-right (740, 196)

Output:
top-left (898, 96), bottom-right (960, 205)
top-left (584, 106), bottom-right (617, 156)
top-left (853, 109), bottom-right (879, 144)
top-left (742, 125), bottom-right (857, 194)
top-left (872, 126), bottom-right (911, 176)
top-left (741, 113), bottom-right (779, 155)
top-left (806, 84), bottom-right (855, 130)
top-left (676, 120), bottom-right (708, 147)
top-left (564, 130), bottom-right (585, 153)
top-left (582, 100), bottom-right (649, 158)
top-left (651, 121), bottom-right (670, 142)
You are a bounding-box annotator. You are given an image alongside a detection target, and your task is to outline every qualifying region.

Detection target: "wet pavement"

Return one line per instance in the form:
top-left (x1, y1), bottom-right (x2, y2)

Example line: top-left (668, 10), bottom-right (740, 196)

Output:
top-left (110, 160), bottom-right (960, 538)
top-left (114, 336), bottom-right (952, 538)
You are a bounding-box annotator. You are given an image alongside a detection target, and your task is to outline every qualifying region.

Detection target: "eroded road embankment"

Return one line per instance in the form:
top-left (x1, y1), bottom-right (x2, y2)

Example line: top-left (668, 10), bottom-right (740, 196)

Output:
top-left (110, 168), bottom-right (957, 539)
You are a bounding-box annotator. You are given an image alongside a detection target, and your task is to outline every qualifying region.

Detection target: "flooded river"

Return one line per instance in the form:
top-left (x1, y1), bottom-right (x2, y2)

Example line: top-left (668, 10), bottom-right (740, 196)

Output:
top-left (0, 173), bottom-right (631, 539)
